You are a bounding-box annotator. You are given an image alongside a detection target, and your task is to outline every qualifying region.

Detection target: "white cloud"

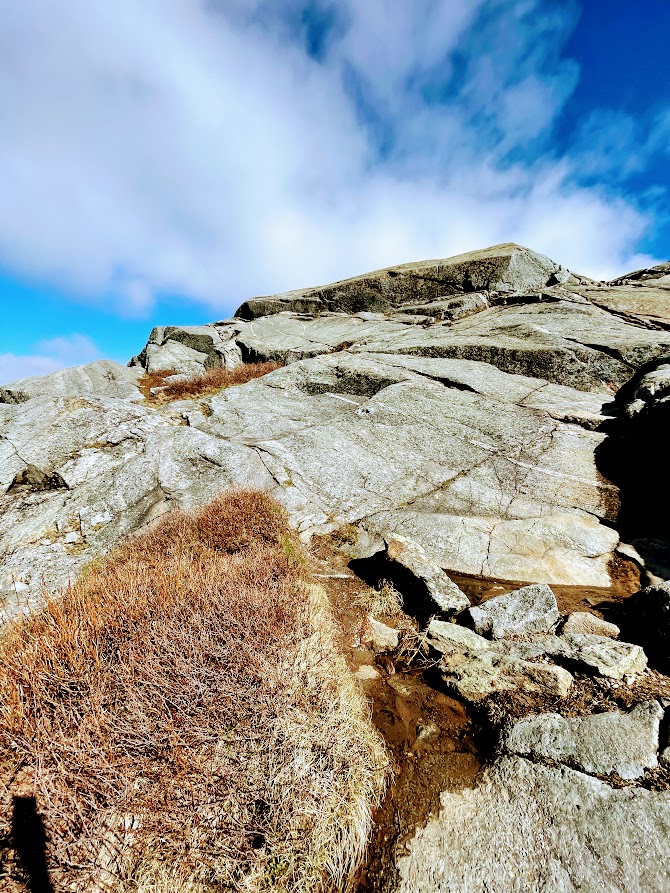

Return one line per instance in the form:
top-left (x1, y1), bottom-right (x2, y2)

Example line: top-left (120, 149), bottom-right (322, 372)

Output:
top-left (0, 0), bottom-right (665, 319)
top-left (0, 334), bottom-right (101, 385)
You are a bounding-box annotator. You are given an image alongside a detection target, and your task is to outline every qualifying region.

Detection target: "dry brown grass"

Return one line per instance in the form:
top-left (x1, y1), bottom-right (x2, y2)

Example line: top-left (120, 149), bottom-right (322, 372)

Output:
top-left (0, 490), bottom-right (388, 892)
top-left (140, 362), bottom-right (281, 404)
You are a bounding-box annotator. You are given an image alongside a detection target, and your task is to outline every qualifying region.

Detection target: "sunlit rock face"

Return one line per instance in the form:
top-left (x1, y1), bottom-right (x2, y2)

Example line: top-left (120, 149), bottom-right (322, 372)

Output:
top-left (2, 243), bottom-right (670, 618)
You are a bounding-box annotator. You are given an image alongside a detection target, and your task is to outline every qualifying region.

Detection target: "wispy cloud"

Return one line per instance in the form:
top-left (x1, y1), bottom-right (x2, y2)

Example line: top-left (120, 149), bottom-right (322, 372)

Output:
top-left (0, 334), bottom-right (101, 385)
top-left (0, 0), bottom-right (665, 319)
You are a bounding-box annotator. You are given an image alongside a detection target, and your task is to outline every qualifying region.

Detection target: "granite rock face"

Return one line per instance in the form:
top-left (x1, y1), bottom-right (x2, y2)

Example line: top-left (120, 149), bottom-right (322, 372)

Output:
top-left (1, 244), bottom-right (670, 892)
top-left (235, 243), bottom-right (576, 319)
top-left (1, 243), bottom-right (669, 616)
top-left (395, 755), bottom-right (670, 893)
top-left (0, 360), bottom-right (144, 403)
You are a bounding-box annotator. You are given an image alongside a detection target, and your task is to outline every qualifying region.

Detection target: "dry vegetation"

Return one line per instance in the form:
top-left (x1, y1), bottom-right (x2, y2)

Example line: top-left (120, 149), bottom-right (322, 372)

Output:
top-left (0, 490), bottom-right (388, 892)
top-left (140, 362), bottom-right (282, 404)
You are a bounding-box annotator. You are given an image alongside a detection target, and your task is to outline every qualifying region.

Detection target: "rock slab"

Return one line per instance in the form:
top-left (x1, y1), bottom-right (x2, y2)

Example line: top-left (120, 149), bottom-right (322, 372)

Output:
top-left (395, 755), bottom-right (670, 893)
top-left (501, 701), bottom-right (663, 780)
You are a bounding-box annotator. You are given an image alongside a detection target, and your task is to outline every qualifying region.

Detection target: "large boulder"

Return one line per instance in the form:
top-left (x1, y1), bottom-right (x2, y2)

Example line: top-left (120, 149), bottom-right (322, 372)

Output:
top-left (466, 583), bottom-right (559, 639)
top-left (501, 701), bottom-right (663, 780)
top-left (132, 323), bottom-right (243, 375)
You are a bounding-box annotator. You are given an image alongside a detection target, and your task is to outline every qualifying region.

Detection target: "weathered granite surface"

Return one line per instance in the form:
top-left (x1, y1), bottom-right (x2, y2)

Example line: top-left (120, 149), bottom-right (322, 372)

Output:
top-left (2, 244), bottom-right (668, 616)
top-left (395, 755), bottom-right (670, 893)
top-left (1, 244), bottom-right (670, 892)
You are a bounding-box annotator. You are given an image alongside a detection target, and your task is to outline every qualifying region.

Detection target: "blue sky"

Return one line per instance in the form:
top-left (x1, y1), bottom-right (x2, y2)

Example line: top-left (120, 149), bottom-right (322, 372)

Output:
top-left (0, 0), bottom-right (668, 383)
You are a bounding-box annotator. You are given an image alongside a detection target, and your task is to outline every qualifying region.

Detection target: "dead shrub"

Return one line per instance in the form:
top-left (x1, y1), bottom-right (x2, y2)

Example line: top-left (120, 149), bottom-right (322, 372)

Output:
top-left (141, 362), bottom-right (282, 405)
top-left (193, 489), bottom-right (289, 553)
top-left (0, 490), bottom-right (387, 893)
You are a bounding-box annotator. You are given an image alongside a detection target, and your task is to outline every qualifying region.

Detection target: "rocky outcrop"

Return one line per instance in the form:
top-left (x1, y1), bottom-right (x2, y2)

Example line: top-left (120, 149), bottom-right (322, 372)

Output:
top-left (0, 360), bottom-right (144, 402)
top-left (3, 243), bottom-right (670, 618)
top-left (234, 243), bottom-right (579, 319)
top-left (131, 323), bottom-right (243, 374)
top-left (2, 243), bottom-right (670, 893)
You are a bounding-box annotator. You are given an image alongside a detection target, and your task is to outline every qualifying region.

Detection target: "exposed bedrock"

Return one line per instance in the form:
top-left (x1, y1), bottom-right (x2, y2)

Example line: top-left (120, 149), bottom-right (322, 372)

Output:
top-left (2, 245), bottom-right (670, 892)
top-left (1, 244), bottom-right (669, 614)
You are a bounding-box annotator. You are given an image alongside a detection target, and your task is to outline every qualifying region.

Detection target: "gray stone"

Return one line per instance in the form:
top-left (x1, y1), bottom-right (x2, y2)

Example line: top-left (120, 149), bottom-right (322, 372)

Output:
top-left (501, 701), bottom-right (663, 780)
top-left (426, 619), bottom-right (490, 654)
top-left (561, 632), bottom-right (648, 679)
top-left (235, 243), bottom-right (569, 319)
top-left (0, 395), bottom-right (274, 622)
top-left (234, 313), bottom-right (409, 364)
top-left (136, 323), bottom-right (243, 375)
top-left (467, 584), bottom-right (559, 639)
top-left (1, 360), bottom-right (144, 402)
top-left (386, 535), bottom-right (470, 614)
top-left (362, 353), bottom-right (613, 427)
top-left (364, 616), bottom-right (400, 652)
top-left (352, 299), bottom-right (670, 391)
top-left (395, 755), bottom-right (670, 893)
top-left (439, 650), bottom-right (572, 701)
top-left (491, 633), bottom-right (570, 662)
top-left (145, 340), bottom-right (209, 376)
top-left (562, 611), bottom-right (619, 639)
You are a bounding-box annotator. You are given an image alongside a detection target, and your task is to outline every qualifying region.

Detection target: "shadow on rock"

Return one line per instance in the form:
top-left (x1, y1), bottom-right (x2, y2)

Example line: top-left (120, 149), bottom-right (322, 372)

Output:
top-left (595, 355), bottom-right (670, 583)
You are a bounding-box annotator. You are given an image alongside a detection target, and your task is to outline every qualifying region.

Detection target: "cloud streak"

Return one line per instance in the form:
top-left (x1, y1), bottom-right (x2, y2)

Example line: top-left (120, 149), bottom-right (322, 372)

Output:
top-left (0, 334), bottom-right (101, 385)
top-left (0, 0), bottom-right (665, 320)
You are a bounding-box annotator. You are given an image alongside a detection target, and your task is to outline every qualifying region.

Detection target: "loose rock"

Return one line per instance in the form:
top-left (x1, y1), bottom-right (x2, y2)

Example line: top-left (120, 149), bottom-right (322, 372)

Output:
top-left (386, 536), bottom-right (470, 615)
top-left (562, 611), bottom-right (619, 639)
top-left (560, 632), bottom-right (648, 679)
top-left (466, 583), bottom-right (559, 639)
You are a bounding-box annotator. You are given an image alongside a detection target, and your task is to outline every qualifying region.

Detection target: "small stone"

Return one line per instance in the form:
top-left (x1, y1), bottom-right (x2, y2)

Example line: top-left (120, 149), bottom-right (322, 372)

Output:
top-left (466, 584), bottom-right (559, 639)
top-left (363, 616), bottom-right (399, 652)
top-left (354, 665), bottom-right (381, 682)
top-left (64, 532), bottom-right (79, 544)
top-left (563, 612), bottom-right (619, 639)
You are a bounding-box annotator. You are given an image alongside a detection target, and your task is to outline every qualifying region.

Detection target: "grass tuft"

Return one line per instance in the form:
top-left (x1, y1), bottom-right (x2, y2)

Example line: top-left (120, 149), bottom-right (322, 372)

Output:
top-left (140, 362), bottom-right (282, 404)
top-left (0, 490), bottom-right (387, 892)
